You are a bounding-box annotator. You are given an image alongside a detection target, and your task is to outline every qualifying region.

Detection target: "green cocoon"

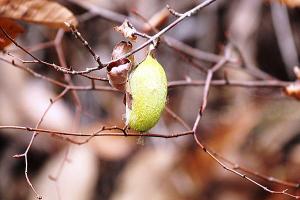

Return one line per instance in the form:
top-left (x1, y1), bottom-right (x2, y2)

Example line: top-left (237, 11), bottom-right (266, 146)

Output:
top-left (126, 54), bottom-right (167, 132)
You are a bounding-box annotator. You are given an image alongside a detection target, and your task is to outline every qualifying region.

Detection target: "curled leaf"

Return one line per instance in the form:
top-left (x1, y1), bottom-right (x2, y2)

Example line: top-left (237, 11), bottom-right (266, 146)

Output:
top-left (284, 82), bottom-right (300, 100)
top-left (107, 41), bottom-right (134, 91)
top-left (111, 41), bottom-right (134, 64)
top-left (114, 19), bottom-right (137, 41)
top-left (0, 0), bottom-right (78, 30)
top-left (107, 59), bottom-right (131, 92)
top-left (0, 18), bottom-right (24, 49)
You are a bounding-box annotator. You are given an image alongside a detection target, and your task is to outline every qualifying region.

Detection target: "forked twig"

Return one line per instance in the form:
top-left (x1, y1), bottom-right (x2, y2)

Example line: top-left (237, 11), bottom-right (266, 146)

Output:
top-left (13, 88), bottom-right (69, 199)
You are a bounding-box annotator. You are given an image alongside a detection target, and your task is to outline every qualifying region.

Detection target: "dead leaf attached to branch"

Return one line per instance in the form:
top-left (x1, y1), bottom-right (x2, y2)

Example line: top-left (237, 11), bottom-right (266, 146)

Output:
top-left (107, 41), bottom-right (134, 91)
top-left (0, 18), bottom-right (23, 49)
top-left (114, 20), bottom-right (137, 41)
top-left (0, 0), bottom-right (78, 30)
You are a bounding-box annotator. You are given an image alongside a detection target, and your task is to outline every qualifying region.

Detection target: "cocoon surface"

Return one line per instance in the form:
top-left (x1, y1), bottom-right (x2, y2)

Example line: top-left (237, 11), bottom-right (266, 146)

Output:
top-left (126, 54), bottom-right (167, 132)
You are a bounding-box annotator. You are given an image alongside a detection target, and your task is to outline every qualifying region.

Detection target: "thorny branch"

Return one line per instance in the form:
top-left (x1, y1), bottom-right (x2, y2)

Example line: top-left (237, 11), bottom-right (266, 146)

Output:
top-left (0, 0), bottom-right (299, 199)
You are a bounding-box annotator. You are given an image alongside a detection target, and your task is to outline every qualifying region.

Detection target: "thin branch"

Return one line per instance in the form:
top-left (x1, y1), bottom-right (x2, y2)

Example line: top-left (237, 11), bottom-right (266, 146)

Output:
top-left (0, 26), bottom-right (102, 75)
top-left (51, 29), bottom-right (84, 200)
top-left (0, 56), bottom-right (67, 88)
top-left (13, 88), bottom-right (69, 199)
top-left (130, 10), bottom-right (209, 73)
top-left (165, 106), bottom-right (190, 130)
top-left (64, 22), bottom-right (102, 67)
top-left (1, 54), bottom-right (290, 94)
top-left (69, 0), bottom-right (233, 66)
top-left (166, 4), bottom-right (183, 17)
top-left (168, 79), bottom-right (289, 88)
top-left (165, 104), bottom-right (299, 190)
top-left (190, 46), bottom-right (300, 199)
top-left (0, 125), bottom-right (193, 139)
top-left (104, 0), bottom-right (217, 65)
top-left (1, 0), bottom-right (217, 75)
top-left (200, 45), bottom-right (230, 115)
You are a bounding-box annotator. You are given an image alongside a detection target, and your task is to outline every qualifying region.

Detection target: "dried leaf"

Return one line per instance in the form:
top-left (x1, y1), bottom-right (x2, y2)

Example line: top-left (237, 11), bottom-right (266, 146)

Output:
top-left (107, 41), bottom-right (134, 91)
top-left (111, 41), bottom-right (134, 63)
top-left (107, 59), bottom-right (131, 91)
top-left (0, 18), bottom-right (23, 49)
top-left (114, 19), bottom-right (137, 41)
top-left (284, 82), bottom-right (300, 100)
top-left (0, 0), bottom-right (78, 30)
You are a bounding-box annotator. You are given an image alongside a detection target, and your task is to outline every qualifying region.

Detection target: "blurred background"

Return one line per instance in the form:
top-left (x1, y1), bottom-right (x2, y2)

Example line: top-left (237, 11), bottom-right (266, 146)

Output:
top-left (0, 0), bottom-right (300, 199)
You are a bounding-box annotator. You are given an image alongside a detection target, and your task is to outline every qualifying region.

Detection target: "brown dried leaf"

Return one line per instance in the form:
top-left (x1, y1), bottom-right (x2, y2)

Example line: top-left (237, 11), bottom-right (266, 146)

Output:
top-left (0, 0), bottom-right (78, 30)
top-left (0, 18), bottom-right (23, 49)
top-left (107, 41), bottom-right (134, 91)
top-left (284, 82), bottom-right (300, 100)
top-left (114, 19), bottom-right (137, 41)
top-left (111, 41), bottom-right (134, 63)
top-left (107, 59), bottom-right (131, 91)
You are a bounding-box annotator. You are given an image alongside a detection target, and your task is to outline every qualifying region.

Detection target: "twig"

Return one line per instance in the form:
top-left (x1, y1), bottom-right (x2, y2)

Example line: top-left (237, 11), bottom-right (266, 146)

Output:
top-left (104, 0), bottom-right (217, 65)
top-left (168, 79), bottom-right (289, 88)
top-left (190, 46), bottom-right (300, 199)
top-left (165, 106), bottom-right (190, 130)
top-left (200, 45), bottom-right (230, 115)
top-left (130, 10), bottom-right (208, 73)
top-left (0, 26), bottom-right (102, 75)
top-left (166, 4), bottom-right (183, 17)
top-left (64, 22), bottom-right (102, 67)
top-left (68, 0), bottom-right (232, 65)
top-left (52, 29), bottom-right (83, 200)
top-left (1, 54), bottom-right (290, 93)
top-left (0, 125), bottom-right (194, 138)
top-left (13, 88), bottom-right (69, 199)
top-left (48, 146), bottom-right (71, 200)
top-left (1, 0), bottom-right (217, 75)
top-left (168, 103), bottom-right (300, 190)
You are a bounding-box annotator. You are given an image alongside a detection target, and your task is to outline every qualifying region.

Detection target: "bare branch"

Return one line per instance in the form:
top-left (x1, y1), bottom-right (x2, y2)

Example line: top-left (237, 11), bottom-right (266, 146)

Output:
top-left (64, 22), bottom-right (102, 67)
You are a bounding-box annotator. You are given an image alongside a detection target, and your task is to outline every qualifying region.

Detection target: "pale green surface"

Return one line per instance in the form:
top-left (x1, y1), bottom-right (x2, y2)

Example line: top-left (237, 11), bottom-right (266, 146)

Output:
top-left (127, 55), bottom-right (167, 132)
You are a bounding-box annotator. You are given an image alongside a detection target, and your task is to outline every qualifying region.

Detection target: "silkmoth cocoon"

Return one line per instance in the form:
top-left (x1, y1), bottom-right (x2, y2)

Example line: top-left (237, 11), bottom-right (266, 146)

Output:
top-left (126, 54), bottom-right (167, 132)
